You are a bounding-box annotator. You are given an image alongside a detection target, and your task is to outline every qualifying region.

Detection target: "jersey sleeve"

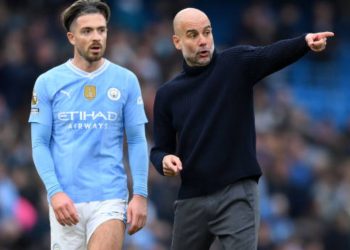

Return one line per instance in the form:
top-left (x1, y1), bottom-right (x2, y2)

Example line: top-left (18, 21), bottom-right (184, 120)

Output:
top-left (31, 123), bottom-right (63, 199)
top-left (125, 124), bottom-right (149, 197)
top-left (28, 75), bottom-right (53, 126)
top-left (123, 72), bottom-right (148, 127)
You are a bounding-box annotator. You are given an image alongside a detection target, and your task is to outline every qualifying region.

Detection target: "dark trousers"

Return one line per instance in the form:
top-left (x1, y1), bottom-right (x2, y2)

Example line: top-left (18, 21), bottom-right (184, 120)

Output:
top-left (171, 179), bottom-right (259, 250)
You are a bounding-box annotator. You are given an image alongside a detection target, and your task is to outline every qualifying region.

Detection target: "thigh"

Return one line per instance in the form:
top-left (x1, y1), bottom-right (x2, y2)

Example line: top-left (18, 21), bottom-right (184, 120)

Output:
top-left (49, 206), bottom-right (86, 250)
top-left (171, 197), bottom-right (215, 250)
top-left (88, 219), bottom-right (125, 250)
top-left (211, 179), bottom-right (260, 250)
top-left (86, 199), bottom-right (127, 250)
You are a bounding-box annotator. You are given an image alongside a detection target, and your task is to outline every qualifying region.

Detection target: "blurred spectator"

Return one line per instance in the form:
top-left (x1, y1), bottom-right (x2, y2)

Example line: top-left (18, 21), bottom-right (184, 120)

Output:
top-left (0, 162), bottom-right (21, 249)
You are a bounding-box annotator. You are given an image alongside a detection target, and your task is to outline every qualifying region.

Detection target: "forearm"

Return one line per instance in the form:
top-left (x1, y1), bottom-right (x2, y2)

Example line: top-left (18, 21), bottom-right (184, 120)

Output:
top-left (150, 91), bottom-right (177, 175)
top-left (250, 34), bottom-right (310, 81)
top-left (31, 123), bottom-right (62, 198)
top-left (150, 148), bottom-right (168, 175)
top-left (126, 124), bottom-right (149, 197)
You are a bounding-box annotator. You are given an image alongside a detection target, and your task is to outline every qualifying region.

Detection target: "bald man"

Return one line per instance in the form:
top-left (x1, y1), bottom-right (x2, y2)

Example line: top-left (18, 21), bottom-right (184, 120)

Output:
top-left (150, 8), bottom-right (334, 250)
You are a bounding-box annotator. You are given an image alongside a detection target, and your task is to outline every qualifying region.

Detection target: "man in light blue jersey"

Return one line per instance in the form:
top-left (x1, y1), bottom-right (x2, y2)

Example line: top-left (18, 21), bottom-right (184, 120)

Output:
top-left (29, 1), bottom-right (149, 249)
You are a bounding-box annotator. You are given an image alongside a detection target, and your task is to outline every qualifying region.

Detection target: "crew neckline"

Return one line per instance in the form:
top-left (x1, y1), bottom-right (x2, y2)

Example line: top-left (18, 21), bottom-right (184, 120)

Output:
top-left (66, 58), bottom-right (110, 78)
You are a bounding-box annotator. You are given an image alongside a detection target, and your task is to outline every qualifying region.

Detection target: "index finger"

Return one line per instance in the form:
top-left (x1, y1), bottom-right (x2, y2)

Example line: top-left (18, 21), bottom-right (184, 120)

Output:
top-left (318, 31), bottom-right (334, 38)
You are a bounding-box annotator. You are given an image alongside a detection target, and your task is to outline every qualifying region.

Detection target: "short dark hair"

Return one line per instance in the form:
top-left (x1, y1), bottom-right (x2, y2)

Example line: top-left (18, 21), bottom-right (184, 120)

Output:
top-left (61, 0), bottom-right (110, 32)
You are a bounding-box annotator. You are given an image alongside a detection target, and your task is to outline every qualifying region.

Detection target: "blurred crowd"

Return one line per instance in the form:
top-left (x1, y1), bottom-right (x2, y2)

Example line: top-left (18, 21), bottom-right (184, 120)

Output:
top-left (1, 0), bottom-right (350, 249)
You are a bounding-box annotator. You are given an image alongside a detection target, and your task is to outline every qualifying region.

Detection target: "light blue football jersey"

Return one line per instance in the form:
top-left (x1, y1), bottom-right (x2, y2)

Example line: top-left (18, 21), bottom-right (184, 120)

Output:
top-left (29, 59), bottom-right (147, 203)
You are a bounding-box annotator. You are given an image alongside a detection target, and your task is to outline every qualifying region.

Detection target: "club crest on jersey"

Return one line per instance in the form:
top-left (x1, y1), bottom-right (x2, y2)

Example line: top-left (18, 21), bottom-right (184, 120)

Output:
top-left (107, 88), bottom-right (121, 101)
top-left (31, 91), bottom-right (38, 105)
top-left (84, 85), bottom-right (96, 100)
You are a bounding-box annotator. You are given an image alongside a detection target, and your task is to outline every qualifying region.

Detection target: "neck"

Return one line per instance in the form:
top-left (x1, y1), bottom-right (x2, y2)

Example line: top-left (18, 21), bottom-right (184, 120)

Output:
top-left (71, 54), bottom-right (104, 73)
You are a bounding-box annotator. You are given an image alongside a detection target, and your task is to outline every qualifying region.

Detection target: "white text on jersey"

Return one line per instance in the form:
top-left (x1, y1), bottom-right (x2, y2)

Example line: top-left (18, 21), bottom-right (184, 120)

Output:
top-left (58, 111), bottom-right (118, 121)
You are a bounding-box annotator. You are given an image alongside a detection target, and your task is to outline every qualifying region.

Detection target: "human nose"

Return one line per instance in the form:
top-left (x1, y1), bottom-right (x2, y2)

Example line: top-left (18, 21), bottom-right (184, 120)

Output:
top-left (92, 30), bottom-right (102, 41)
top-left (198, 34), bottom-right (207, 47)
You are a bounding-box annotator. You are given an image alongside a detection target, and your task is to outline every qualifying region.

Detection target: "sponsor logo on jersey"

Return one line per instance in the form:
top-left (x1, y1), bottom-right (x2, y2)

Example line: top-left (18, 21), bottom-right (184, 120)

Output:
top-left (58, 111), bottom-right (119, 130)
top-left (58, 111), bottom-right (118, 121)
top-left (84, 85), bottom-right (96, 100)
top-left (67, 123), bottom-right (109, 130)
top-left (31, 91), bottom-right (38, 105)
top-left (60, 90), bottom-right (72, 98)
top-left (107, 88), bottom-right (121, 101)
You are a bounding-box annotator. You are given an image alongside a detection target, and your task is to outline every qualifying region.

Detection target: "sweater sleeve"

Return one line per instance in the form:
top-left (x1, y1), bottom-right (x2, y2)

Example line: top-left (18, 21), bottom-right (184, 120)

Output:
top-left (150, 89), bottom-right (177, 175)
top-left (245, 34), bottom-right (310, 84)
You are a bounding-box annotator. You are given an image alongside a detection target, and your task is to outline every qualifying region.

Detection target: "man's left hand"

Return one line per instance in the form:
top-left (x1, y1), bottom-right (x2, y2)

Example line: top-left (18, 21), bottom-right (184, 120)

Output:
top-left (127, 194), bottom-right (147, 235)
top-left (305, 32), bottom-right (335, 52)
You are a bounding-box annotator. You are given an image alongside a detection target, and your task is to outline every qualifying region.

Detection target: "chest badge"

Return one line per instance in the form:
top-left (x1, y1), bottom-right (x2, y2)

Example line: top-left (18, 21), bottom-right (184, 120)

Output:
top-left (107, 88), bottom-right (121, 101)
top-left (31, 91), bottom-right (38, 105)
top-left (84, 85), bottom-right (96, 100)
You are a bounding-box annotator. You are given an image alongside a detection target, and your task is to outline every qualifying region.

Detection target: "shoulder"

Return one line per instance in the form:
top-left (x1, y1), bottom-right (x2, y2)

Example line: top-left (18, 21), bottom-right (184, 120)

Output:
top-left (107, 61), bottom-right (138, 81)
top-left (219, 45), bottom-right (258, 59)
top-left (158, 71), bottom-right (186, 93)
top-left (37, 63), bottom-right (66, 81)
top-left (155, 79), bottom-right (176, 100)
top-left (153, 73), bottom-right (184, 107)
top-left (215, 45), bottom-right (261, 67)
top-left (34, 63), bottom-right (67, 92)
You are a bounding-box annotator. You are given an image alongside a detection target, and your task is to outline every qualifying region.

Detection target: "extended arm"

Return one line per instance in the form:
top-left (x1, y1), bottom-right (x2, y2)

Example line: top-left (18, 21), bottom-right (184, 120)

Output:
top-left (247, 32), bottom-right (334, 83)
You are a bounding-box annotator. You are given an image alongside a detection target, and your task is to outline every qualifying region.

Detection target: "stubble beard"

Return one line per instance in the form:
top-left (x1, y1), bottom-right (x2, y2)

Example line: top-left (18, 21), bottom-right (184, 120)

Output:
top-left (186, 53), bottom-right (212, 67)
top-left (78, 46), bottom-right (105, 63)
top-left (185, 45), bottom-right (214, 67)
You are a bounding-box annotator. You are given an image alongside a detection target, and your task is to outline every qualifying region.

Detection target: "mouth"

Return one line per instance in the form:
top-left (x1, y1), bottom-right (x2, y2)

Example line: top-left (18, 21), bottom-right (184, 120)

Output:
top-left (198, 50), bottom-right (210, 58)
top-left (89, 44), bottom-right (102, 53)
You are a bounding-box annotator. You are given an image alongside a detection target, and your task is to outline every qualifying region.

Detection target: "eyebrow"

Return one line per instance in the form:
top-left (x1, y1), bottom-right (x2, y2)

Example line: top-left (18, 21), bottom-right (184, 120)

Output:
top-left (80, 25), bottom-right (107, 30)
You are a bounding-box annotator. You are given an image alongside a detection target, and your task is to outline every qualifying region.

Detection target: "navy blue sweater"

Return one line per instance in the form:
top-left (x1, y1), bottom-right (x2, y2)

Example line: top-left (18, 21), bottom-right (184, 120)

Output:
top-left (150, 35), bottom-right (309, 199)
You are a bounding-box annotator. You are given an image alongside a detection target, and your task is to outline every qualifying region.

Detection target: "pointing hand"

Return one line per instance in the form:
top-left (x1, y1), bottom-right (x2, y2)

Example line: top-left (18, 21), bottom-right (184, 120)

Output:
top-left (305, 32), bottom-right (334, 52)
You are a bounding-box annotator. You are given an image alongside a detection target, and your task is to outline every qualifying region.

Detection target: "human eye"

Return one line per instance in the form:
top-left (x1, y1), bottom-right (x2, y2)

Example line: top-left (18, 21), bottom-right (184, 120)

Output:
top-left (204, 29), bottom-right (212, 36)
top-left (81, 28), bottom-right (91, 35)
top-left (98, 27), bottom-right (107, 33)
top-left (187, 32), bottom-right (197, 39)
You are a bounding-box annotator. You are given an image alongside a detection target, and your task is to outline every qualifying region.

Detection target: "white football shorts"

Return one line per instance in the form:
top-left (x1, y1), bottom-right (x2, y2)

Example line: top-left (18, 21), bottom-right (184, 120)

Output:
top-left (49, 199), bottom-right (127, 250)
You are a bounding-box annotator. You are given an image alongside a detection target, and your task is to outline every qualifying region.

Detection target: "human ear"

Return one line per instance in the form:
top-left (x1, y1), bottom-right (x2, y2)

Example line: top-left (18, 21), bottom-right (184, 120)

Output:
top-left (67, 32), bottom-right (75, 46)
top-left (172, 35), bottom-right (182, 50)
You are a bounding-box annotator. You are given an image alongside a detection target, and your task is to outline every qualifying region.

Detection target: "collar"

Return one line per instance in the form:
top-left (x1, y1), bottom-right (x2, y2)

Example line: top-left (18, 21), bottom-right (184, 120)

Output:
top-left (66, 58), bottom-right (110, 79)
